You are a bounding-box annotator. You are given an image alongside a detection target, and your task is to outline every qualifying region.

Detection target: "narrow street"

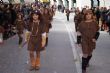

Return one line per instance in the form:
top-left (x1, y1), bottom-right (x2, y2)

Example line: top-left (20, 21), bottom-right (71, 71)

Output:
top-left (0, 11), bottom-right (110, 73)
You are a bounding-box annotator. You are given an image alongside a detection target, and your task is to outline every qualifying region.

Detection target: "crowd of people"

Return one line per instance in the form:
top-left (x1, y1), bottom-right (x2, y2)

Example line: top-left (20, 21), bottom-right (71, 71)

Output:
top-left (75, 6), bottom-right (110, 32)
top-left (0, 1), bottom-right (55, 70)
top-left (0, 2), bottom-right (55, 40)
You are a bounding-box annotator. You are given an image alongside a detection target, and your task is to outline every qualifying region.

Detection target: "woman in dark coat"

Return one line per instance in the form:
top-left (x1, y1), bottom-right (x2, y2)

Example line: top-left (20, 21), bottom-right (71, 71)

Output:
top-left (106, 12), bottom-right (110, 34)
top-left (42, 8), bottom-right (52, 46)
top-left (78, 10), bottom-right (99, 73)
top-left (0, 6), bottom-right (4, 44)
top-left (74, 10), bottom-right (82, 31)
top-left (75, 8), bottom-right (87, 44)
top-left (15, 12), bottom-right (25, 47)
top-left (27, 10), bottom-right (46, 70)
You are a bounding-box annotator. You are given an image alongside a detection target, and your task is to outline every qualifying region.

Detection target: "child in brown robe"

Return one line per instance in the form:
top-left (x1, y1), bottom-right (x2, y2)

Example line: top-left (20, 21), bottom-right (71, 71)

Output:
top-left (78, 10), bottom-right (99, 73)
top-left (15, 12), bottom-right (25, 47)
top-left (27, 10), bottom-right (46, 71)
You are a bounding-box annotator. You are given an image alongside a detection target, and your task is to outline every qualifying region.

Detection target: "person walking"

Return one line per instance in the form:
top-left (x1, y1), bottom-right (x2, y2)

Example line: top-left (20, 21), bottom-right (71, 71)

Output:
top-left (27, 10), bottom-right (46, 71)
top-left (66, 9), bottom-right (70, 21)
top-left (106, 11), bottom-right (110, 34)
top-left (78, 10), bottom-right (99, 73)
top-left (42, 8), bottom-right (52, 47)
top-left (15, 12), bottom-right (25, 47)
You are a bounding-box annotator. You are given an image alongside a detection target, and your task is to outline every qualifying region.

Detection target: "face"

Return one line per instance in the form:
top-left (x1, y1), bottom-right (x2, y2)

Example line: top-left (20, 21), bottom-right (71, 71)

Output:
top-left (83, 9), bottom-right (86, 14)
top-left (86, 13), bottom-right (92, 20)
top-left (40, 8), bottom-right (44, 13)
top-left (76, 11), bottom-right (79, 15)
top-left (18, 14), bottom-right (22, 19)
top-left (33, 14), bottom-right (39, 20)
top-left (1, 4), bottom-right (4, 8)
top-left (44, 9), bottom-right (48, 14)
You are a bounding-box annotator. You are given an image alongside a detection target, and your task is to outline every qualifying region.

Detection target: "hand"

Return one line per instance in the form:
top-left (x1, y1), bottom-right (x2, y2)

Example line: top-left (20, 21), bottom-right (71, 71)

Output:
top-left (77, 31), bottom-right (81, 36)
top-left (42, 36), bottom-right (46, 47)
top-left (92, 38), bottom-right (96, 42)
top-left (25, 31), bottom-right (31, 42)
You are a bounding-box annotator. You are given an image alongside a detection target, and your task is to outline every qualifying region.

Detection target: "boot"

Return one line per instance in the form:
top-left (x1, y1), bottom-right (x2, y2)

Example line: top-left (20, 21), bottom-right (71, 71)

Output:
top-left (29, 52), bottom-right (35, 71)
top-left (45, 37), bottom-right (48, 47)
top-left (35, 52), bottom-right (40, 70)
top-left (35, 57), bottom-right (40, 70)
top-left (82, 57), bottom-right (88, 73)
top-left (87, 55), bottom-right (92, 67)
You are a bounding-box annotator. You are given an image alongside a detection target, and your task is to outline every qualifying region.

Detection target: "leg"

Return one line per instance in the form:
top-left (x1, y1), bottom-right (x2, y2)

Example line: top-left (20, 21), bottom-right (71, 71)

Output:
top-left (18, 34), bottom-right (23, 45)
top-left (29, 51), bottom-right (35, 70)
top-left (101, 23), bottom-right (104, 31)
top-left (82, 54), bottom-right (88, 73)
top-left (45, 33), bottom-right (48, 47)
top-left (67, 15), bottom-right (69, 21)
top-left (35, 51), bottom-right (40, 70)
top-left (87, 54), bottom-right (92, 67)
top-left (107, 23), bottom-right (110, 34)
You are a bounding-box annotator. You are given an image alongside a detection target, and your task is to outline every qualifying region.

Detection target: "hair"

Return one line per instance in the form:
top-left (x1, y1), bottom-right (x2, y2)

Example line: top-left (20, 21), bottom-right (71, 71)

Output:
top-left (17, 12), bottom-right (23, 19)
top-left (81, 8), bottom-right (86, 14)
top-left (44, 8), bottom-right (50, 15)
top-left (83, 9), bottom-right (94, 21)
top-left (29, 10), bottom-right (42, 22)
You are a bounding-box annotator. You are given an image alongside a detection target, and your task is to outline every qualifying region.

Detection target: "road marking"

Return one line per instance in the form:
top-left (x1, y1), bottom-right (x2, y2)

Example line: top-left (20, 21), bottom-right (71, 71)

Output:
top-left (64, 21), bottom-right (82, 73)
top-left (54, 12), bottom-right (81, 73)
top-left (67, 22), bottom-right (82, 61)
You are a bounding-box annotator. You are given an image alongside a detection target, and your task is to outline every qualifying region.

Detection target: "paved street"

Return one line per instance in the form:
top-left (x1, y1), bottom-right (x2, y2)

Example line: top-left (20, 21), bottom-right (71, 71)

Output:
top-left (0, 11), bottom-right (110, 73)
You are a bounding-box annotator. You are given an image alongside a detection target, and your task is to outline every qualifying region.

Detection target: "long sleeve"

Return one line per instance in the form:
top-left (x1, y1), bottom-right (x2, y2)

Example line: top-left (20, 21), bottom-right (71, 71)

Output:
top-left (93, 21), bottom-right (100, 40)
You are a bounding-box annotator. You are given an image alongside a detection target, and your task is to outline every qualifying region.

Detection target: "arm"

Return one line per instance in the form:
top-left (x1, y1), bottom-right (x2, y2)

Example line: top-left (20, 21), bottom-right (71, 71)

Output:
top-left (93, 22), bottom-right (100, 41)
top-left (94, 32), bottom-right (100, 40)
top-left (40, 22), bottom-right (46, 47)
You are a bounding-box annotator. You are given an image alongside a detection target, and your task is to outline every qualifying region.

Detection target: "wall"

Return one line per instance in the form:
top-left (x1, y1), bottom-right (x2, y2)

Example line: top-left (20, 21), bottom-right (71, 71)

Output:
top-left (104, 0), bottom-right (110, 8)
top-left (3, 0), bottom-right (9, 2)
top-left (76, 0), bottom-right (91, 10)
top-left (100, 0), bottom-right (104, 7)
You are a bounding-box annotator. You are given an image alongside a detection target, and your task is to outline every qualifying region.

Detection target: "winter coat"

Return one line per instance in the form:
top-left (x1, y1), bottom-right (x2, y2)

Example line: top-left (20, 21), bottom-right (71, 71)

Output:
top-left (79, 21), bottom-right (99, 54)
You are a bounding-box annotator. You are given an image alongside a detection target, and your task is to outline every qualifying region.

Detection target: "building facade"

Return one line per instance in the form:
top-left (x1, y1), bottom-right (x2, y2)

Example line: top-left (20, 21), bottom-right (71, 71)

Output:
top-left (2, 0), bottom-right (110, 9)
